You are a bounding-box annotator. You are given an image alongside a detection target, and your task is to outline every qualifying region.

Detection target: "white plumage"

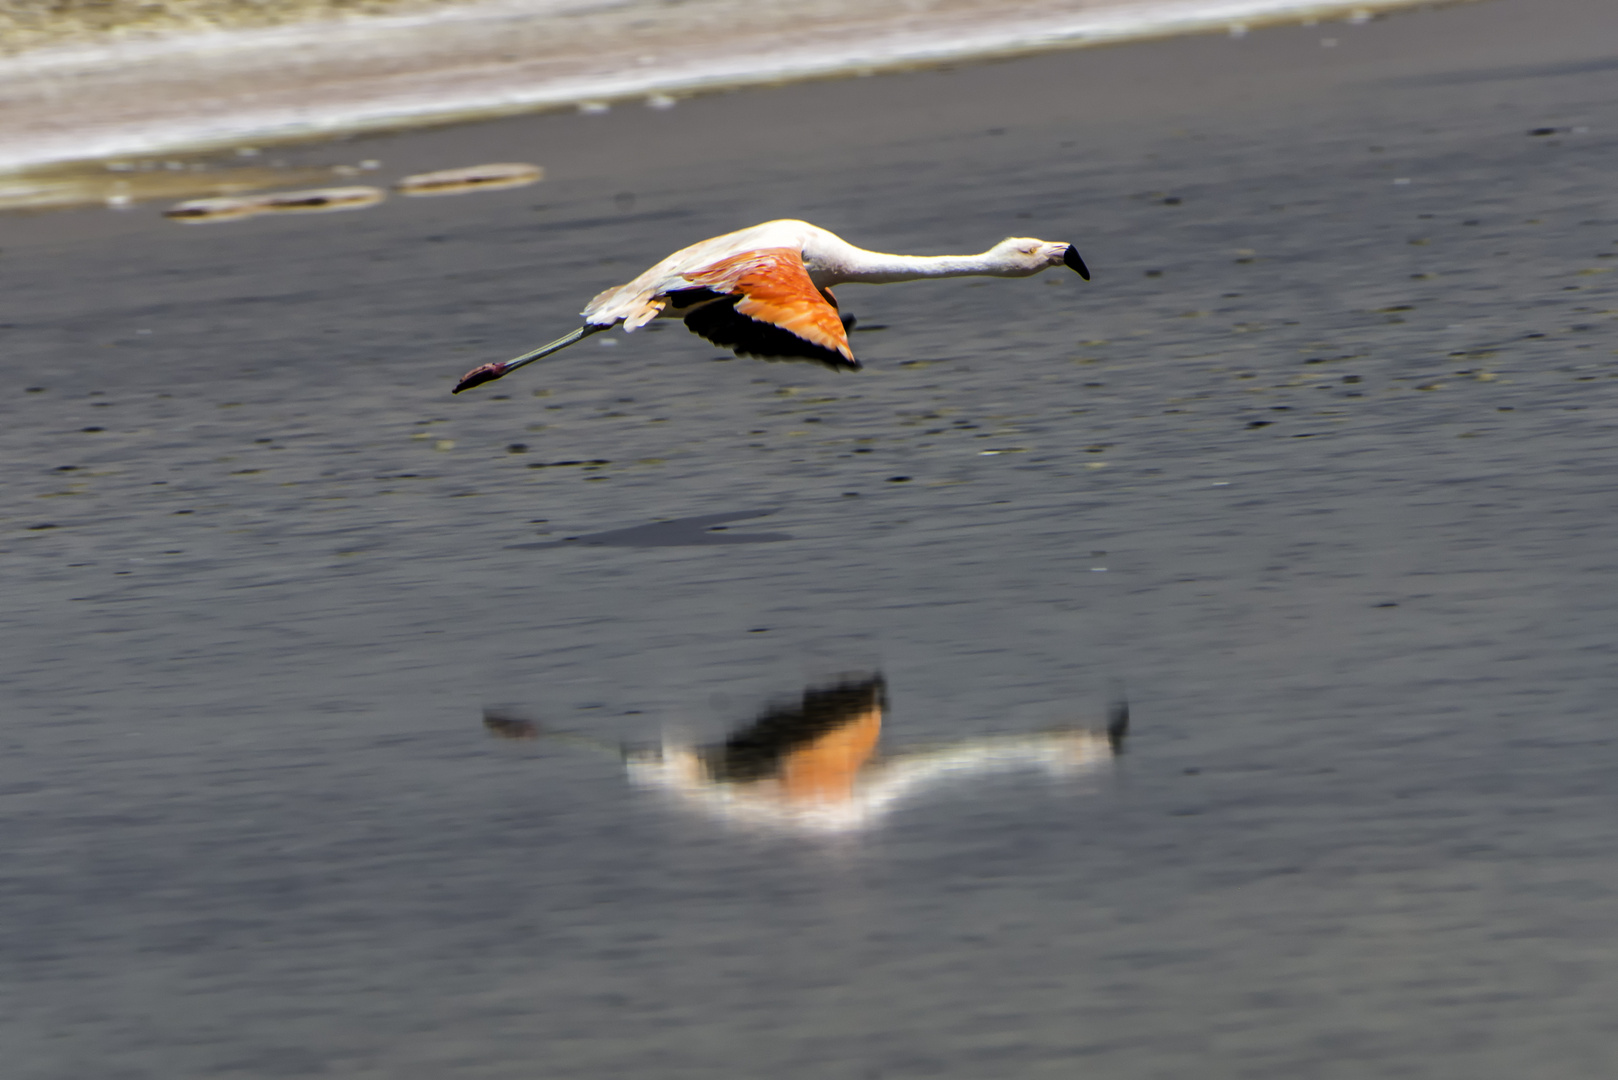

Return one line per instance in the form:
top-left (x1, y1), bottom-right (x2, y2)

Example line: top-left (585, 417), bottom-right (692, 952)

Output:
top-left (453, 218), bottom-right (1088, 392)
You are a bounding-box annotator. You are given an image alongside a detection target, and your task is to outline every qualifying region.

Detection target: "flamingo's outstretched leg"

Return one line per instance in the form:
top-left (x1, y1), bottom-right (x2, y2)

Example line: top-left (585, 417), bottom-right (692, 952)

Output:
top-left (453, 324), bottom-right (607, 393)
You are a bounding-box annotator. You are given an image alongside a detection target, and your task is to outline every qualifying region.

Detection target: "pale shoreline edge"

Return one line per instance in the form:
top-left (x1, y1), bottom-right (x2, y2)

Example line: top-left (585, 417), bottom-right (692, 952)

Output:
top-left (1, 0), bottom-right (1464, 175)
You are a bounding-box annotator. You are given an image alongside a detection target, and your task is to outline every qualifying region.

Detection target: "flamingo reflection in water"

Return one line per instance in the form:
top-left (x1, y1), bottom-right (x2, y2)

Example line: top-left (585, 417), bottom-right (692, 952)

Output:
top-left (484, 675), bottom-right (1126, 835)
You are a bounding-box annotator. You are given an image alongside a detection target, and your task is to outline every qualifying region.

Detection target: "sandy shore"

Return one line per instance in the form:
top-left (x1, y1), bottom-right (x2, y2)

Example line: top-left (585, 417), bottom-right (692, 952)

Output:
top-left (3, 0), bottom-right (1617, 1075)
top-left (0, 0), bottom-right (1450, 181)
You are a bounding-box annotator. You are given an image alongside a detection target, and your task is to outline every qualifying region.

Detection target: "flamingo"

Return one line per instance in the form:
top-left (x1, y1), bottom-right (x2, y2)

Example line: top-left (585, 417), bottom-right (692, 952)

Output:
top-left (483, 675), bottom-right (1126, 835)
top-left (451, 219), bottom-right (1089, 393)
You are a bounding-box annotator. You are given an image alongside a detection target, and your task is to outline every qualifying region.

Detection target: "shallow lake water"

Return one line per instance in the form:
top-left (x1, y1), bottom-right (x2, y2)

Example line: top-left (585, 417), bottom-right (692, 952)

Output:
top-left (3, 1), bottom-right (1617, 1075)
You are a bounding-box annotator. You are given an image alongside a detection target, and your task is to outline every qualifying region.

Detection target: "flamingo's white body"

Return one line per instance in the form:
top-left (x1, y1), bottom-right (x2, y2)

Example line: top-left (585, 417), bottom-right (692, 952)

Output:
top-left (452, 219), bottom-right (1089, 392)
top-left (628, 726), bottom-right (1119, 836)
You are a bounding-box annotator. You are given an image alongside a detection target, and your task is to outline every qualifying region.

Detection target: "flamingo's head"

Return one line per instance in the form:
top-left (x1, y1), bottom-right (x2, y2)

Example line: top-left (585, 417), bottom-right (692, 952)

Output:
top-left (993, 237), bottom-right (1090, 280)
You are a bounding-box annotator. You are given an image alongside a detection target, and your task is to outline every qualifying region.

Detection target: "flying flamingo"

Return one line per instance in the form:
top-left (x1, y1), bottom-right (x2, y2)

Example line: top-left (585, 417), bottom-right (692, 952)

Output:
top-left (483, 675), bottom-right (1126, 835)
top-left (451, 218), bottom-right (1089, 393)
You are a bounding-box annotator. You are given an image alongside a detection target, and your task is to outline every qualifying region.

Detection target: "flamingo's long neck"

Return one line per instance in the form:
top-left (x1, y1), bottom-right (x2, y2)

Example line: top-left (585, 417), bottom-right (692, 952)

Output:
top-left (820, 245), bottom-right (1017, 285)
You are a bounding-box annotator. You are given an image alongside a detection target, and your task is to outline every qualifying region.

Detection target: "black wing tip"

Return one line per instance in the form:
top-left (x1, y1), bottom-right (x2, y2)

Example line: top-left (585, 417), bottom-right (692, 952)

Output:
top-left (1064, 244), bottom-right (1091, 281)
top-left (706, 674), bottom-right (887, 784)
top-left (683, 292), bottom-right (861, 371)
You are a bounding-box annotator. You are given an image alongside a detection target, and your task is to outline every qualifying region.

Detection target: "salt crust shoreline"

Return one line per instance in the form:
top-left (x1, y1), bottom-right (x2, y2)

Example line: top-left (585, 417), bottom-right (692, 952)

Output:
top-left (1, 0), bottom-right (1460, 175)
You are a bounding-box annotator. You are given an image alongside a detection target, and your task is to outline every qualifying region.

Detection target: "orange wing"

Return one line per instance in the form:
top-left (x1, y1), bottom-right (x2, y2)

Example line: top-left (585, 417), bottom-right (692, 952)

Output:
top-left (777, 701), bottom-right (883, 804)
top-left (681, 247), bottom-right (855, 365)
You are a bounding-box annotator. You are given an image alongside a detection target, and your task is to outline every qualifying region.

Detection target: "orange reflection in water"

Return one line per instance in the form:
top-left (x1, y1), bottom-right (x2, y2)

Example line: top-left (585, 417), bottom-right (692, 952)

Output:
top-left (485, 675), bottom-right (1125, 835)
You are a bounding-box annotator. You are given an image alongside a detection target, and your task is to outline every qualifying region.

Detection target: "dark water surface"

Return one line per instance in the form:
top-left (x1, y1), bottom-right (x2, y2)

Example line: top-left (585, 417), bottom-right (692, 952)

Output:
top-left (4, 1), bottom-right (1618, 1075)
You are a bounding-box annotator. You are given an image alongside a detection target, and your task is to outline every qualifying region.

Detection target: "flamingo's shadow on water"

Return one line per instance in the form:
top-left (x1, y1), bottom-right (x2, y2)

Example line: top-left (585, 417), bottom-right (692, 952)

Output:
top-left (507, 509), bottom-right (791, 550)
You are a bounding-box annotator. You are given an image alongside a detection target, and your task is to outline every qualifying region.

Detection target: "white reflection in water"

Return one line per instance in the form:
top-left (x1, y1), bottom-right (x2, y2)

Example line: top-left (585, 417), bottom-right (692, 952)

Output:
top-left (485, 675), bottom-right (1125, 836)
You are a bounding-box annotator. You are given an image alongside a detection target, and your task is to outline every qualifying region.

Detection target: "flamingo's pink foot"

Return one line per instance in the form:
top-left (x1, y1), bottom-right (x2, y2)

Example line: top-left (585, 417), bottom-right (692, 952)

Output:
top-left (453, 361), bottom-right (509, 394)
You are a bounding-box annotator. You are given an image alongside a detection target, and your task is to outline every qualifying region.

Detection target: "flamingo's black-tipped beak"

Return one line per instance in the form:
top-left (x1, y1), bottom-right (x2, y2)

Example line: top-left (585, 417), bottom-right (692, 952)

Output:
top-left (1064, 244), bottom-right (1091, 281)
top-left (1106, 697), bottom-right (1129, 753)
top-left (452, 361), bottom-right (509, 394)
